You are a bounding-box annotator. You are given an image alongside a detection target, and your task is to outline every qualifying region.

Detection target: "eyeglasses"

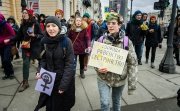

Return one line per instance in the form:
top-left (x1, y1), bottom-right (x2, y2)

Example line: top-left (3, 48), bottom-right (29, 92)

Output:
top-left (107, 22), bottom-right (118, 25)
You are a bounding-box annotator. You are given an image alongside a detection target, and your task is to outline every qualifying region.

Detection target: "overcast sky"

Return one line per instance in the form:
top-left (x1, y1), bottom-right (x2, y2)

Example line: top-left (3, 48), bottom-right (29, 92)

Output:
top-left (128, 0), bottom-right (180, 13)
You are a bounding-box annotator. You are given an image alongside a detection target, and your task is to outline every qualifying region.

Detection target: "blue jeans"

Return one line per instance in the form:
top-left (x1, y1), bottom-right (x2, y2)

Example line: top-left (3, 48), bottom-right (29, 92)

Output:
top-left (97, 79), bottom-right (124, 111)
top-left (134, 43), bottom-right (144, 61)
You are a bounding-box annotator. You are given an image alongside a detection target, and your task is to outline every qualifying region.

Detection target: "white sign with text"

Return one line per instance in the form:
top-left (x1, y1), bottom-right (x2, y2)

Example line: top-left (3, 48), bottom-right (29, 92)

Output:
top-left (88, 41), bottom-right (128, 75)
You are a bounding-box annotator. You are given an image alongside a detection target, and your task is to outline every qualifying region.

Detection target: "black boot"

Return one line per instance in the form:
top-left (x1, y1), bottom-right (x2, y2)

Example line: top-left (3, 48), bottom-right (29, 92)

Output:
top-left (2, 75), bottom-right (9, 80)
top-left (138, 60), bottom-right (142, 65)
top-left (176, 56), bottom-right (180, 66)
top-left (80, 69), bottom-right (85, 79)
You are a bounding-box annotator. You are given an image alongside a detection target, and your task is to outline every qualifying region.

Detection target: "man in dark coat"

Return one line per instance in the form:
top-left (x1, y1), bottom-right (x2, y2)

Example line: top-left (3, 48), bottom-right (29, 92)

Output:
top-left (126, 10), bottom-right (148, 65)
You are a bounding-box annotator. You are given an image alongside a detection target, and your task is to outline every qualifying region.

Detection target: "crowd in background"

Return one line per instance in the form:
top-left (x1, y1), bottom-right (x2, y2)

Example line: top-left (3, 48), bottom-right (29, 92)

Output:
top-left (0, 7), bottom-right (180, 111)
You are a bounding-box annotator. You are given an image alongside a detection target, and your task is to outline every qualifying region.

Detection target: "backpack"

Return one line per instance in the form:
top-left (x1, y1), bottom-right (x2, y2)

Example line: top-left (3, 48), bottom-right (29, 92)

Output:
top-left (98, 35), bottom-right (129, 50)
top-left (91, 22), bottom-right (99, 40)
top-left (40, 36), bottom-right (68, 59)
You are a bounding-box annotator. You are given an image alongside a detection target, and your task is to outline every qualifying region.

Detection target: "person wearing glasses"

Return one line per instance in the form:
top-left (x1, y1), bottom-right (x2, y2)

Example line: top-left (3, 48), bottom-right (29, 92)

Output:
top-left (96, 12), bottom-right (138, 111)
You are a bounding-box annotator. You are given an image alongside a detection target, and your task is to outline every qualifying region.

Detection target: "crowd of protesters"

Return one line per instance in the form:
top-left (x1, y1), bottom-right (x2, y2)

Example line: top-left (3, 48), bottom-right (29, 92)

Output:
top-left (0, 6), bottom-right (180, 111)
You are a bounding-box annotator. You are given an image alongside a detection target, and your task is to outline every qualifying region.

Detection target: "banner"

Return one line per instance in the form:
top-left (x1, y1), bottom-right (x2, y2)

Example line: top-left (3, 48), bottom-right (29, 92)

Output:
top-left (88, 41), bottom-right (128, 75)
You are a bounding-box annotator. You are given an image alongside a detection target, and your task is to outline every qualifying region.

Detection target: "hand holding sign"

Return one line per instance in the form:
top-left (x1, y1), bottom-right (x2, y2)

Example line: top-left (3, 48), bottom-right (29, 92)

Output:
top-left (88, 41), bottom-right (128, 75)
top-left (98, 67), bottom-right (108, 74)
top-left (35, 68), bottom-right (56, 96)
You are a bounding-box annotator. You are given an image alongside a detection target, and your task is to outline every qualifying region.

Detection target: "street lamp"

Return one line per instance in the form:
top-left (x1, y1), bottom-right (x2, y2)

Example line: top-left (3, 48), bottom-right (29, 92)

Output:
top-left (130, 0), bottom-right (133, 20)
top-left (159, 0), bottom-right (177, 73)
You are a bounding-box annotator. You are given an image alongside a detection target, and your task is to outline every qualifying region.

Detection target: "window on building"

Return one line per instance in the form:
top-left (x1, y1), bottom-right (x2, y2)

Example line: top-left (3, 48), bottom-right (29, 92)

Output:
top-left (27, 0), bottom-right (39, 13)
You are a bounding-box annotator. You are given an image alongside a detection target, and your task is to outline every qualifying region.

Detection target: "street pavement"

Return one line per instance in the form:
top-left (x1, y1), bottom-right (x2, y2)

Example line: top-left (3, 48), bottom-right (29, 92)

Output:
top-left (0, 40), bottom-right (180, 111)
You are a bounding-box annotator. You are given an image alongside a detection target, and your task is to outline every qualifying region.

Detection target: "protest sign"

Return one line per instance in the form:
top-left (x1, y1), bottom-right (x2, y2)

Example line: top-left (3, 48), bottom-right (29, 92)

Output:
top-left (35, 68), bottom-right (56, 96)
top-left (88, 41), bottom-right (128, 75)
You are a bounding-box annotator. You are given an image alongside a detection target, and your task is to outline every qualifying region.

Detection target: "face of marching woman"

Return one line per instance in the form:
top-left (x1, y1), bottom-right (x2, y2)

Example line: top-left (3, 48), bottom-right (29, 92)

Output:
top-left (22, 10), bottom-right (29, 20)
top-left (107, 19), bottom-right (121, 34)
top-left (46, 23), bottom-right (60, 37)
top-left (55, 12), bottom-right (63, 19)
top-left (150, 18), bottom-right (156, 24)
top-left (135, 14), bottom-right (142, 20)
top-left (75, 17), bottom-right (82, 27)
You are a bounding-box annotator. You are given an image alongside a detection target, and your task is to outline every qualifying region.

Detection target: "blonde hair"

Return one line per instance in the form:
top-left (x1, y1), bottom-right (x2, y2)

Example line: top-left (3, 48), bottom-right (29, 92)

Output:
top-left (71, 16), bottom-right (88, 31)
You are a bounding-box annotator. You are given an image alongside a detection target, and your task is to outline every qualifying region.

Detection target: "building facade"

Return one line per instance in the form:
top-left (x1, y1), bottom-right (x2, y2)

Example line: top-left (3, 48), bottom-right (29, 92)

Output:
top-left (0, 0), bottom-right (101, 23)
top-left (76, 0), bottom-right (101, 21)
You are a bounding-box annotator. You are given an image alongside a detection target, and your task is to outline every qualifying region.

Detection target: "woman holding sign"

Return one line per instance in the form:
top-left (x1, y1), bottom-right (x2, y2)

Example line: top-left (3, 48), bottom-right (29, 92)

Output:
top-left (96, 12), bottom-right (138, 111)
top-left (34, 16), bottom-right (75, 111)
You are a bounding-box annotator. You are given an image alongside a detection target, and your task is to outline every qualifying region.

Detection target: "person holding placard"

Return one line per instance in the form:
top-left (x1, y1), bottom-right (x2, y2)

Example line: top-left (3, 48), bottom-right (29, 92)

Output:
top-left (34, 16), bottom-right (75, 111)
top-left (96, 12), bottom-right (138, 111)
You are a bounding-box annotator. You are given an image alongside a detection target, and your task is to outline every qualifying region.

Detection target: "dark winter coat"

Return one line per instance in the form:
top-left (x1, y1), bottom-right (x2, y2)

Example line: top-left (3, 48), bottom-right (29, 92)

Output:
top-left (35, 34), bottom-right (75, 111)
top-left (68, 28), bottom-right (90, 54)
top-left (96, 20), bottom-right (108, 40)
top-left (126, 21), bottom-right (146, 45)
top-left (11, 20), bottom-right (43, 59)
top-left (145, 22), bottom-right (161, 47)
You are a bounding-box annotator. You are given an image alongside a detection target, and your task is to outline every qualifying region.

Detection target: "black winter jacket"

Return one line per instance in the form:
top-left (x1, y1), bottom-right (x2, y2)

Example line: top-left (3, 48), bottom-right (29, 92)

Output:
top-left (126, 22), bottom-right (146, 45)
top-left (145, 23), bottom-right (161, 47)
top-left (12, 20), bottom-right (43, 59)
top-left (35, 34), bottom-right (75, 111)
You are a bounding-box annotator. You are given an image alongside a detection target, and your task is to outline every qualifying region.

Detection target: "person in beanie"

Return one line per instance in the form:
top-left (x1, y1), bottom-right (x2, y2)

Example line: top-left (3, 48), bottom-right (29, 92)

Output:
top-left (96, 12), bottom-right (138, 111)
top-left (83, 12), bottom-right (99, 70)
top-left (0, 13), bottom-right (15, 80)
top-left (145, 16), bottom-right (162, 68)
top-left (4, 8), bottom-right (43, 92)
top-left (34, 16), bottom-right (75, 111)
top-left (68, 16), bottom-right (90, 79)
top-left (126, 10), bottom-right (148, 65)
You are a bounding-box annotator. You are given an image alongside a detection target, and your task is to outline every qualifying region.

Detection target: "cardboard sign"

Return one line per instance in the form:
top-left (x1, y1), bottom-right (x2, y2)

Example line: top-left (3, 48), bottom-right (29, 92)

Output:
top-left (88, 41), bottom-right (128, 75)
top-left (35, 68), bottom-right (56, 96)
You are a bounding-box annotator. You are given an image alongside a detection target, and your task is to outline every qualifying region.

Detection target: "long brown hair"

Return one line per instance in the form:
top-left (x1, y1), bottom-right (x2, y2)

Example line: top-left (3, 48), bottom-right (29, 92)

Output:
top-left (21, 9), bottom-right (36, 26)
top-left (70, 16), bottom-right (88, 31)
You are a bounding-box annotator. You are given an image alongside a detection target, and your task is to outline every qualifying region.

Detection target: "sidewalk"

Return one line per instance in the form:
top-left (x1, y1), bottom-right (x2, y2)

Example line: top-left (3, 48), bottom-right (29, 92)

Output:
top-left (0, 40), bottom-right (180, 111)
